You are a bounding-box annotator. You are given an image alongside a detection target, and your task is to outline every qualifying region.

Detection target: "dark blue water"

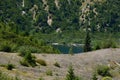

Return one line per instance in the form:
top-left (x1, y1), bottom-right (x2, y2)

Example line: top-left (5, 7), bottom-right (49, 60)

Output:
top-left (53, 45), bottom-right (83, 54)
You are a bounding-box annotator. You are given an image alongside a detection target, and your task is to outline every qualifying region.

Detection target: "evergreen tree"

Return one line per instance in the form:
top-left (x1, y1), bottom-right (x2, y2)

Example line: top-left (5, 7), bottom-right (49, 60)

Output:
top-left (66, 65), bottom-right (75, 80)
top-left (84, 29), bottom-right (92, 52)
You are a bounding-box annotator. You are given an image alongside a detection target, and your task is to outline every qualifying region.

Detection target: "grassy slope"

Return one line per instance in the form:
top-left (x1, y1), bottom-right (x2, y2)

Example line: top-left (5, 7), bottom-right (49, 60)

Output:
top-left (0, 48), bottom-right (120, 80)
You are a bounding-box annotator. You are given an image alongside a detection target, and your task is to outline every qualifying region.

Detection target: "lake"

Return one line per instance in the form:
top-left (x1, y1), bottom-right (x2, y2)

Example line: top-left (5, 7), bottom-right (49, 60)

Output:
top-left (52, 44), bottom-right (84, 54)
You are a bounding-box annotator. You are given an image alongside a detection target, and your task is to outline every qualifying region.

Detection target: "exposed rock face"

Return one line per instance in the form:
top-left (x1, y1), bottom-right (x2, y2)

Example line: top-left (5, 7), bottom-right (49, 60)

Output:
top-left (30, 5), bottom-right (38, 21)
top-left (47, 14), bottom-right (52, 26)
top-left (42, 0), bottom-right (49, 12)
top-left (22, 0), bottom-right (25, 7)
top-left (55, 0), bottom-right (60, 9)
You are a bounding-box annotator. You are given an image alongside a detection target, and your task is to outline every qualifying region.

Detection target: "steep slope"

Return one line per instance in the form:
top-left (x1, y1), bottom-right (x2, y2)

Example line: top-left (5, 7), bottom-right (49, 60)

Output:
top-left (0, 0), bottom-right (120, 33)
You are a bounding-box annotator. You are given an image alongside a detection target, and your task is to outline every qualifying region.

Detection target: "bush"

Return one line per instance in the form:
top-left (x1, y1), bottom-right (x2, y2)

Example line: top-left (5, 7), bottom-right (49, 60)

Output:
top-left (20, 59), bottom-right (29, 67)
top-left (54, 62), bottom-right (60, 68)
top-left (93, 43), bottom-right (101, 50)
top-left (46, 70), bottom-right (53, 76)
top-left (0, 42), bottom-right (11, 52)
top-left (6, 63), bottom-right (15, 70)
top-left (97, 65), bottom-right (111, 77)
top-left (101, 39), bottom-right (118, 49)
top-left (65, 65), bottom-right (82, 80)
top-left (92, 72), bottom-right (98, 80)
top-left (36, 59), bottom-right (47, 66)
top-left (20, 52), bottom-right (36, 67)
top-left (39, 77), bottom-right (44, 80)
top-left (18, 46), bottom-right (42, 54)
top-left (18, 47), bottom-right (29, 57)
top-left (102, 76), bottom-right (112, 80)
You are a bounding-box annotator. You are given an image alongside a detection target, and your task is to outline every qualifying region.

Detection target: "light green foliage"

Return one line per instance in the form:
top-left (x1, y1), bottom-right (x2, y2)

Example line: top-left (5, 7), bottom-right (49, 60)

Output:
top-left (36, 59), bottom-right (47, 66)
top-left (0, 71), bottom-right (20, 80)
top-left (102, 76), bottom-right (112, 80)
top-left (96, 65), bottom-right (111, 77)
top-left (6, 63), bottom-right (15, 70)
top-left (46, 70), bottom-right (53, 76)
top-left (93, 38), bottom-right (118, 50)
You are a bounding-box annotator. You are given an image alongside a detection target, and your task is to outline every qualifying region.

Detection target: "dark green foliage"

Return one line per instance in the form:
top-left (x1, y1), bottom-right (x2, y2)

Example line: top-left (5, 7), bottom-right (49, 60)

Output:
top-left (92, 72), bottom-right (98, 80)
top-left (0, 22), bottom-right (59, 54)
top-left (54, 62), bottom-right (60, 68)
top-left (46, 70), bottom-right (53, 76)
top-left (89, 0), bottom-right (120, 32)
top-left (101, 39), bottom-right (118, 48)
top-left (69, 47), bottom-right (74, 55)
top-left (97, 65), bottom-right (111, 77)
top-left (0, 0), bottom-right (120, 53)
top-left (6, 63), bottom-right (15, 70)
top-left (20, 52), bottom-right (36, 67)
top-left (0, 0), bottom-right (120, 32)
top-left (66, 65), bottom-right (76, 80)
top-left (19, 49), bottom-right (29, 57)
top-left (0, 45), bottom-right (11, 52)
top-left (84, 31), bottom-right (92, 52)
top-left (39, 77), bottom-right (44, 80)
top-left (102, 76), bottom-right (112, 80)
top-left (0, 42), bottom-right (12, 52)
top-left (20, 59), bottom-right (29, 67)
top-left (65, 65), bottom-right (81, 80)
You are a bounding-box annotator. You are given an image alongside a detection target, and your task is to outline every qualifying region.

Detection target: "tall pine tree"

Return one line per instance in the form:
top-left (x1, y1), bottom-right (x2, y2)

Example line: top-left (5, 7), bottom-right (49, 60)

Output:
top-left (84, 29), bottom-right (92, 52)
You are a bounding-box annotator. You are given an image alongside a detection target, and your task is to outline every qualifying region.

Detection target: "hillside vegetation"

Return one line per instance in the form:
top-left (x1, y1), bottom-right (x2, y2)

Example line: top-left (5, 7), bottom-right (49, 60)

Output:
top-left (1, 0), bottom-right (120, 33)
top-left (0, 0), bottom-right (120, 51)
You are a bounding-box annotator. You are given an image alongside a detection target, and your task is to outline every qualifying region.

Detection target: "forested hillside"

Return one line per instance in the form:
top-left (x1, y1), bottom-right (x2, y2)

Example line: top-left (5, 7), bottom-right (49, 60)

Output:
top-left (0, 0), bottom-right (120, 53)
top-left (0, 0), bottom-right (120, 33)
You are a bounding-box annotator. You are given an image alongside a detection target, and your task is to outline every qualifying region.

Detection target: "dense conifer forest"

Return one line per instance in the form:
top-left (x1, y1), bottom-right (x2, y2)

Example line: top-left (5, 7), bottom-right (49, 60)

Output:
top-left (0, 0), bottom-right (120, 53)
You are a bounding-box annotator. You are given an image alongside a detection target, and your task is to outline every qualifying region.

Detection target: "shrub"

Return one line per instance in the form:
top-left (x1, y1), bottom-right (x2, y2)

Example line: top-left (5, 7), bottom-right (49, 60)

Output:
top-left (102, 76), bottom-right (112, 80)
top-left (97, 65), bottom-right (111, 77)
top-left (36, 59), bottom-right (47, 66)
top-left (39, 77), bottom-right (44, 80)
top-left (20, 52), bottom-right (36, 67)
top-left (20, 59), bottom-right (29, 67)
top-left (6, 63), bottom-right (15, 70)
top-left (65, 65), bottom-right (82, 80)
top-left (65, 65), bottom-right (76, 80)
top-left (46, 70), bottom-right (53, 76)
top-left (93, 43), bottom-right (101, 50)
top-left (18, 46), bottom-right (42, 54)
top-left (54, 62), bottom-right (60, 68)
top-left (18, 47), bottom-right (29, 57)
top-left (101, 39), bottom-right (118, 49)
top-left (92, 72), bottom-right (98, 80)
top-left (0, 42), bottom-right (11, 52)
